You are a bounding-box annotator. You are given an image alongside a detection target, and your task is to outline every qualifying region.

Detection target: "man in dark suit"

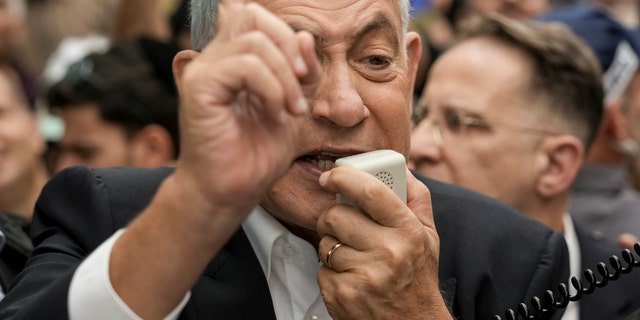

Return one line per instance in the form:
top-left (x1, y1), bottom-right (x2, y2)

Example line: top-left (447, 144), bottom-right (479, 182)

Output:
top-left (0, 0), bottom-right (568, 319)
top-left (410, 9), bottom-right (640, 320)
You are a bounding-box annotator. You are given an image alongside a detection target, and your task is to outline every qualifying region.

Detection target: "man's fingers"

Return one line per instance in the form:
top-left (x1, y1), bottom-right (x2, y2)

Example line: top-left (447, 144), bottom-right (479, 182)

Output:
top-left (319, 167), bottom-right (411, 228)
top-left (214, 32), bottom-right (308, 115)
top-left (218, 0), bottom-right (250, 28)
top-left (183, 54), bottom-right (289, 123)
top-left (405, 170), bottom-right (436, 229)
top-left (296, 31), bottom-right (321, 98)
top-left (215, 3), bottom-right (309, 80)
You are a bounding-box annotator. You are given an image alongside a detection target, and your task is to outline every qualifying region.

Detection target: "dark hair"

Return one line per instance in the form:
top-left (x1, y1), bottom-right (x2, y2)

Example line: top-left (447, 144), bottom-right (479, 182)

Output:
top-left (46, 37), bottom-right (180, 158)
top-left (457, 15), bottom-right (604, 151)
top-left (170, 0), bottom-right (190, 43)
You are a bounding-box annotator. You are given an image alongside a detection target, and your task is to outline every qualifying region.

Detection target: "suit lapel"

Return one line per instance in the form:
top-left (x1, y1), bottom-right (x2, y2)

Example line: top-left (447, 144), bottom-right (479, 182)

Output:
top-left (180, 230), bottom-right (277, 320)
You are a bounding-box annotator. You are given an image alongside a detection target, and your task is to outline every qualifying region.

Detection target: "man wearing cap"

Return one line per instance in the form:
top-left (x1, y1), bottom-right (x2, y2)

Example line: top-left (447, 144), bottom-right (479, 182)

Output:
top-left (539, 4), bottom-right (640, 251)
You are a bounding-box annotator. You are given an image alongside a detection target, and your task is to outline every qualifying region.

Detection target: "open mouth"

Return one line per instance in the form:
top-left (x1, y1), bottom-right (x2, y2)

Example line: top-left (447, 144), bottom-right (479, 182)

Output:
top-left (298, 151), bottom-right (357, 171)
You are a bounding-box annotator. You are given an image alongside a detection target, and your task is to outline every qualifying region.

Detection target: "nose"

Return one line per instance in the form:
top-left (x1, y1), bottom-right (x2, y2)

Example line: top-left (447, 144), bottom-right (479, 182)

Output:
top-left (409, 119), bottom-right (442, 170)
top-left (311, 62), bottom-right (369, 127)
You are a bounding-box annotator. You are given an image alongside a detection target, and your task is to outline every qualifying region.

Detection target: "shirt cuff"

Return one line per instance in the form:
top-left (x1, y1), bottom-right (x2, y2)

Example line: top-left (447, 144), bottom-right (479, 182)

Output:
top-left (68, 229), bottom-right (191, 320)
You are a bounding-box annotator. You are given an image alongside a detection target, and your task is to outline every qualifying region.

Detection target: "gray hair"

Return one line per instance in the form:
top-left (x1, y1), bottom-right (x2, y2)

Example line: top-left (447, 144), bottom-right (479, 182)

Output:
top-left (190, 0), bottom-right (411, 51)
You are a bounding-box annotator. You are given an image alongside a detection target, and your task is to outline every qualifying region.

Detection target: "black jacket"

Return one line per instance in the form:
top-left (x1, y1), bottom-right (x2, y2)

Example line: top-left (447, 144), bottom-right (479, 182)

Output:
top-left (0, 166), bottom-right (569, 319)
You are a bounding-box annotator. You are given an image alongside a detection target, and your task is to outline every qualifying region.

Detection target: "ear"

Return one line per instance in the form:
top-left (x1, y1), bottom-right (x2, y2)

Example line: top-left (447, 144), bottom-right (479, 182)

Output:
top-left (173, 49), bottom-right (199, 97)
top-left (607, 99), bottom-right (629, 141)
top-left (536, 135), bottom-right (584, 198)
top-left (131, 125), bottom-right (175, 167)
top-left (406, 31), bottom-right (422, 110)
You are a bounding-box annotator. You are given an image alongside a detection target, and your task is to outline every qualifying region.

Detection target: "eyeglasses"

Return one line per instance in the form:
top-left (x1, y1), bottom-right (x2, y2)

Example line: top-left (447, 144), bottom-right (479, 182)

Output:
top-left (413, 106), bottom-right (559, 147)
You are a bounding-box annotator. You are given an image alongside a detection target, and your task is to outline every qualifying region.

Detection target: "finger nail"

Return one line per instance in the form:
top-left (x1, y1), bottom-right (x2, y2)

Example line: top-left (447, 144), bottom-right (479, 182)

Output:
top-left (319, 171), bottom-right (330, 185)
top-left (295, 56), bottom-right (307, 75)
top-left (295, 97), bottom-right (309, 114)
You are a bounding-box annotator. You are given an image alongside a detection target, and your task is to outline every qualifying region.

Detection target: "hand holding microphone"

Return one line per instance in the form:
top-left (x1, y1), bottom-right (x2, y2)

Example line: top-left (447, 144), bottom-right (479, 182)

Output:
top-left (315, 150), bottom-right (448, 319)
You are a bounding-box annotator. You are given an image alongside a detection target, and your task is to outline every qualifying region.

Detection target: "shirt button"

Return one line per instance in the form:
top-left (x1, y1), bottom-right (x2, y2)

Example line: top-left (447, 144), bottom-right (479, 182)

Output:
top-left (284, 243), bottom-right (296, 256)
top-left (308, 315), bottom-right (319, 320)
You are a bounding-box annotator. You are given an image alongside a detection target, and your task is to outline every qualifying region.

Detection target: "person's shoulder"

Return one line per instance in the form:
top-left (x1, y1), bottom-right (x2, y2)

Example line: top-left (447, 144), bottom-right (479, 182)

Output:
top-left (412, 172), bottom-right (569, 319)
top-left (574, 222), bottom-right (634, 264)
top-left (413, 171), bottom-right (548, 233)
top-left (573, 221), bottom-right (640, 317)
top-left (47, 165), bottom-right (174, 190)
top-left (33, 166), bottom-right (176, 250)
top-left (412, 170), bottom-right (563, 264)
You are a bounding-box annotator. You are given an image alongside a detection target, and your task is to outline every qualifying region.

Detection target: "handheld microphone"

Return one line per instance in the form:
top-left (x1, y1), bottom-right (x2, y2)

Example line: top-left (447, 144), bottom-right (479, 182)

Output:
top-left (335, 149), bottom-right (407, 208)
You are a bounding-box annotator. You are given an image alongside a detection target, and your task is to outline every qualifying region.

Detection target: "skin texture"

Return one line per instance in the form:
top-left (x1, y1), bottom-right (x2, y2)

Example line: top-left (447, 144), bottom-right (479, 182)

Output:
top-left (109, 0), bottom-right (450, 319)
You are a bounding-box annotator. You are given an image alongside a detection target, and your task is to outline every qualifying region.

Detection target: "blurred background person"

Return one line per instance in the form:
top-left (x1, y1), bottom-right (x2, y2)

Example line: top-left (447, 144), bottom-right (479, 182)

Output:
top-left (409, 13), bottom-right (640, 320)
top-left (409, 0), bottom-right (556, 102)
top-left (537, 4), bottom-right (640, 250)
top-left (14, 0), bottom-right (185, 80)
top-left (44, 37), bottom-right (180, 174)
top-left (0, 0), bottom-right (36, 108)
top-left (34, 0), bottom-right (189, 153)
top-left (0, 67), bottom-right (45, 295)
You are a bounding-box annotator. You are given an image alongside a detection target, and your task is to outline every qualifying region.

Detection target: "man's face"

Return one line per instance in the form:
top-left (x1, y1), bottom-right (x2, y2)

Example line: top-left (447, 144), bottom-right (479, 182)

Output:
top-left (0, 72), bottom-right (44, 192)
top-left (53, 103), bottom-right (133, 173)
top-left (409, 38), bottom-right (545, 208)
top-left (257, 0), bottom-right (420, 237)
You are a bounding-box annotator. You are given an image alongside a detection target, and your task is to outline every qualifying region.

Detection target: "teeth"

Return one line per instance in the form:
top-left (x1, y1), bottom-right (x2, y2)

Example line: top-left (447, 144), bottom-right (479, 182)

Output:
top-left (308, 158), bottom-right (336, 171)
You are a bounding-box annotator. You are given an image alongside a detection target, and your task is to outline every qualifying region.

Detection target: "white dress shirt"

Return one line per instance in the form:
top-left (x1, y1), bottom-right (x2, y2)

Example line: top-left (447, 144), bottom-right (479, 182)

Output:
top-left (562, 213), bottom-right (581, 320)
top-left (68, 206), bottom-right (331, 320)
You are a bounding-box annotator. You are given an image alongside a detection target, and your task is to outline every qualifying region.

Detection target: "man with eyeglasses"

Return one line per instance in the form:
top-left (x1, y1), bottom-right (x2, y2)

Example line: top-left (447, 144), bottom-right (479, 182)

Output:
top-left (409, 10), bottom-right (640, 320)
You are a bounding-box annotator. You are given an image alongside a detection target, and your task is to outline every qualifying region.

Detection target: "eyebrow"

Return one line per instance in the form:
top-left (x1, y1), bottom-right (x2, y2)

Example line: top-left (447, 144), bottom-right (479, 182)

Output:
top-left (290, 13), bottom-right (400, 53)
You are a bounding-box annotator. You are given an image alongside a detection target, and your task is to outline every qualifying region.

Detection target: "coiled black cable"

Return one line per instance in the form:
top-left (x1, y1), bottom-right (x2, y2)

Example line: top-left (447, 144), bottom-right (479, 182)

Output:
top-left (492, 242), bottom-right (640, 320)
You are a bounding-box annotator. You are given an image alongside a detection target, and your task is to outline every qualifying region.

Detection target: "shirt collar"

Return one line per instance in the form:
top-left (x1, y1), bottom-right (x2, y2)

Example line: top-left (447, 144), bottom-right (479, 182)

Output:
top-left (242, 206), bottom-right (289, 278)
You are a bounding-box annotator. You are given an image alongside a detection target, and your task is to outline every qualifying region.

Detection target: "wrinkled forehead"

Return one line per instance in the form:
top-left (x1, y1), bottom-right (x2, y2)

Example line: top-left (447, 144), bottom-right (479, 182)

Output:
top-left (259, 0), bottom-right (406, 48)
top-left (191, 0), bottom-right (408, 51)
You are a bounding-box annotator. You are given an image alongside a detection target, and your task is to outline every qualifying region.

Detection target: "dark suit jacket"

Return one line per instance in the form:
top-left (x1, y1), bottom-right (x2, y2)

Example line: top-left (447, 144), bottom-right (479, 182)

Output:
top-left (576, 223), bottom-right (640, 320)
top-left (0, 211), bottom-right (32, 293)
top-left (0, 166), bottom-right (569, 319)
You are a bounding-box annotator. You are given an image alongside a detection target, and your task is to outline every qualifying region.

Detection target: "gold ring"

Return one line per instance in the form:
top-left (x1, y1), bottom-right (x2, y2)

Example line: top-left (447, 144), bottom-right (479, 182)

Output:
top-left (326, 242), bottom-right (343, 269)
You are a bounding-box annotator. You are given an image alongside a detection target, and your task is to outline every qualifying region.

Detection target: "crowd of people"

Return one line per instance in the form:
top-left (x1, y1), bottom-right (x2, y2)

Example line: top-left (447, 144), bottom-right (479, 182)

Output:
top-left (0, 0), bottom-right (639, 319)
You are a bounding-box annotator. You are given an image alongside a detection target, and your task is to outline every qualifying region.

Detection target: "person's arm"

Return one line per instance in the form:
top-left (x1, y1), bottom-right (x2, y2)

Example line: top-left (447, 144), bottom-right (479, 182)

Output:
top-left (69, 230), bottom-right (190, 320)
top-left (106, 0), bottom-right (320, 318)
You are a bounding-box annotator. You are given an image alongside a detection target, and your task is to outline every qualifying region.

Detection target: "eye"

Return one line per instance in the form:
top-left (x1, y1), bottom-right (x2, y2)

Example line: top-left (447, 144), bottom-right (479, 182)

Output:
top-left (72, 146), bottom-right (99, 162)
top-left (444, 112), bottom-right (465, 132)
top-left (366, 55), bottom-right (391, 69)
